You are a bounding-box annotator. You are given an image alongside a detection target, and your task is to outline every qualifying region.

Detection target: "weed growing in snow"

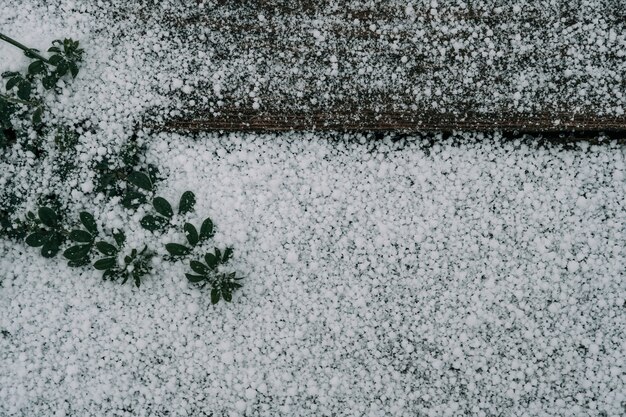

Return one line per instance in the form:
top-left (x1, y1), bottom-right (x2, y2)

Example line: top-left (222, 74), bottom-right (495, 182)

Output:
top-left (0, 33), bottom-right (242, 302)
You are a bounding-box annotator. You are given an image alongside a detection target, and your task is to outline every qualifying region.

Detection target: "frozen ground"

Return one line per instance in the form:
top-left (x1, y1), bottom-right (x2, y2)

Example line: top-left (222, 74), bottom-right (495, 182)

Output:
top-left (1, 0), bottom-right (625, 416)
top-left (1, 133), bottom-right (626, 416)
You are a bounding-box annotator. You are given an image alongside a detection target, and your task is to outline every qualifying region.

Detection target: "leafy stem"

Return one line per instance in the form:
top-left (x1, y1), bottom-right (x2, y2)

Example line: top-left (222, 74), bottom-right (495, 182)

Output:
top-left (0, 32), bottom-right (50, 63)
top-left (0, 93), bottom-right (38, 107)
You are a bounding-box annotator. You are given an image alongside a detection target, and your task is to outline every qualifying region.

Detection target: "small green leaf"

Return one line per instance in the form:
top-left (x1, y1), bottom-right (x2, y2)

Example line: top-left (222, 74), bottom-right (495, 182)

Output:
top-left (112, 229), bottom-right (125, 247)
top-left (68, 257), bottom-right (90, 267)
top-left (1, 71), bottom-right (19, 78)
top-left (184, 223), bottom-right (199, 246)
top-left (140, 215), bottom-right (168, 231)
top-left (127, 171), bottom-right (152, 191)
top-left (6, 76), bottom-right (19, 91)
top-left (41, 239), bottom-right (60, 258)
top-left (79, 212), bottom-right (98, 234)
top-left (222, 289), bottom-right (232, 302)
top-left (25, 231), bottom-right (47, 247)
top-left (38, 207), bottom-right (57, 227)
top-left (42, 75), bottom-right (58, 90)
top-left (121, 190), bottom-right (147, 209)
top-left (28, 60), bottom-right (46, 75)
top-left (96, 241), bottom-right (118, 256)
top-left (211, 288), bottom-right (220, 304)
top-left (214, 248), bottom-right (222, 261)
top-left (63, 244), bottom-right (91, 261)
top-left (186, 273), bottom-right (206, 283)
top-left (199, 218), bottom-right (214, 241)
top-left (230, 282), bottom-right (243, 289)
top-left (49, 54), bottom-right (62, 65)
top-left (204, 253), bottom-right (218, 269)
top-left (69, 230), bottom-right (92, 243)
top-left (222, 247), bottom-right (233, 263)
top-left (69, 61), bottom-right (79, 78)
top-left (178, 191), bottom-right (196, 215)
top-left (153, 197), bottom-right (173, 218)
top-left (165, 243), bottom-right (190, 257)
top-left (190, 260), bottom-right (209, 275)
top-left (32, 107), bottom-right (42, 125)
top-left (16, 80), bottom-right (31, 101)
top-left (94, 257), bottom-right (116, 270)
top-left (56, 60), bottom-right (69, 76)
top-left (48, 46), bottom-right (61, 53)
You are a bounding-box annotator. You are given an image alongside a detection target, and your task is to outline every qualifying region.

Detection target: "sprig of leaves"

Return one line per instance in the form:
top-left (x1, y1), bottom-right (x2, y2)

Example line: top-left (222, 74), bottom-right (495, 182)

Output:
top-left (164, 215), bottom-right (215, 258)
top-left (62, 212), bottom-right (98, 267)
top-left (24, 207), bottom-right (65, 258)
top-left (185, 249), bottom-right (240, 304)
top-left (141, 190), bottom-right (196, 232)
top-left (92, 230), bottom-right (152, 287)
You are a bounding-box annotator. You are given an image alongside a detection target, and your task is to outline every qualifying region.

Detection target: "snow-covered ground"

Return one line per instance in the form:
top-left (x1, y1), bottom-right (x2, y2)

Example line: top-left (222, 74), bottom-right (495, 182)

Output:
top-left (2, 133), bottom-right (625, 416)
top-left (1, 1), bottom-right (625, 416)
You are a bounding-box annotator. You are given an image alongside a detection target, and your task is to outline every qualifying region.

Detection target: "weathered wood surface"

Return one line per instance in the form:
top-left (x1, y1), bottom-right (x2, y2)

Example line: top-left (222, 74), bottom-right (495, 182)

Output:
top-left (138, 1), bottom-right (626, 132)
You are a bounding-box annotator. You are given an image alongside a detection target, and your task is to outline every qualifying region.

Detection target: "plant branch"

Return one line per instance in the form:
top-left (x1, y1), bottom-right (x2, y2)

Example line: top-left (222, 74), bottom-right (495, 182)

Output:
top-left (0, 32), bottom-right (50, 63)
top-left (0, 93), bottom-right (38, 107)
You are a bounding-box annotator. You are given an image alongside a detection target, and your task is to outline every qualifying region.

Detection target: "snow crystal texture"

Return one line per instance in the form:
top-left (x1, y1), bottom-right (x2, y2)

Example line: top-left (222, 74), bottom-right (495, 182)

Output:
top-left (1, 134), bottom-right (625, 417)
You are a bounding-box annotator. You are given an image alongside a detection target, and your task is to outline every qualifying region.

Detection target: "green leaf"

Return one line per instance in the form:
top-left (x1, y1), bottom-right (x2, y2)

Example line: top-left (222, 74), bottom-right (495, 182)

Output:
top-left (153, 197), bottom-right (173, 218)
top-left (56, 60), bottom-right (69, 77)
top-left (222, 247), bottom-right (233, 263)
top-left (38, 207), bottom-right (57, 227)
top-left (184, 223), bottom-right (199, 246)
top-left (211, 288), bottom-right (220, 304)
top-left (1, 71), bottom-right (19, 78)
top-left (69, 61), bottom-right (79, 78)
top-left (94, 257), bottom-right (116, 270)
top-left (199, 218), bottom-right (214, 241)
top-left (41, 243), bottom-right (60, 258)
top-left (112, 229), bottom-right (125, 247)
top-left (28, 60), bottom-right (46, 75)
top-left (6, 76), bottom-right (19, 91)
top-left (222, 289), bottom-right (232, 302)
top-left (42, 75), bottom-right (58, 90)
top-left (165, 243), bottom-right (190, 257)
top-left (79, 212), bottom-right (98, 234)
top-left (178, 191), bottom-right (196, 215)
top-left (48, 46), bottom-right (61, 53)
top-left (32, 107), bottom-right (42, 125)
top-left (96, 241), bottom-right (118, 256)
top-left (140, 214), bottom-right (168, 231)
top-left (16, 80), bottom-right (31, 101)
top-left (68, 257), bottom-right (90, 267)
top-left (69, 230), bottom-right (92, 243)
top-left (190, 260), bottom-right (209, 275)
top-left (48, 54), bottom-right (62, 65)
top-left (127, 171), bottom-right (152, 191)
top-left (63, 244), bottom-right (91, 261)
top-left (230, 282), bottom-right (243, 289)
top-left (204, 253), bottom-right (218, 269)
top-left (185, 273), bottom-right (206, 283)
top-left (121, 190), bottom-right (147, 209)
top-left (25, 231), bottom-right (47, 247)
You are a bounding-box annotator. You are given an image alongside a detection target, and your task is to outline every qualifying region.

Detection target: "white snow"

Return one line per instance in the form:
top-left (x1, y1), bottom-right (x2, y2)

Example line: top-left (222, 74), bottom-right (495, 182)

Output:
top-left (0, 0), bottom-right (625, 416)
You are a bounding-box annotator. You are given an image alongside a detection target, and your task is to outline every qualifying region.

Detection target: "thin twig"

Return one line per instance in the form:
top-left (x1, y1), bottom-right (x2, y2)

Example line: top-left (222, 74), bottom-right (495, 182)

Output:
top-left (0, 32), bottom-right (50, 63)
top-left (0, 93), bottom-right (38, 107)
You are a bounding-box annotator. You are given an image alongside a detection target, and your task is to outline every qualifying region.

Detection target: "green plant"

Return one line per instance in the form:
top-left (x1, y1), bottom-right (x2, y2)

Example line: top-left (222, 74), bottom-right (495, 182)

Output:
top-left (24, 207), bottom-right (66, 258)
top-left (141, 190), bottom-right (196, 232)
top-left (0, 34), bottom-right (83, 150)
top-left (92, 230), bottom-right (153, 287)
top-left (63, 212), bottom-right (98, 267)
top-left (185, 249), bottom-right (242, 304)
top-left (164, 215), bottom-right (215, 258)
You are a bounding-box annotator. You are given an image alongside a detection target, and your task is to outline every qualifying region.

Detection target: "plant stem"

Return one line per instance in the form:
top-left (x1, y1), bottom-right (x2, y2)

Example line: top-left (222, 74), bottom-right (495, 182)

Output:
top-left (0, 93), bottom-right (38, 107)
top-left (0, 32), bottom-right (50, 63)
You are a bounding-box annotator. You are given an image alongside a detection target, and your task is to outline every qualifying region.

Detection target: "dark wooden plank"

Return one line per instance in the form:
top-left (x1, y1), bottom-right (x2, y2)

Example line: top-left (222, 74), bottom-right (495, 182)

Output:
top-left (136, 1), bottom-right (626, 132)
